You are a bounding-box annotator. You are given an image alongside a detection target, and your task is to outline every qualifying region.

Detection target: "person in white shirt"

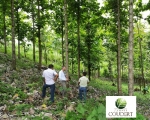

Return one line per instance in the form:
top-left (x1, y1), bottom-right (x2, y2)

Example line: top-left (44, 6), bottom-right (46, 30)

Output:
top-left (42, 64), bottom-right (58, 103)
top-left (59, 66), bottom-right (68, 97)
top-left (78, 71), bottom-right (89, 101)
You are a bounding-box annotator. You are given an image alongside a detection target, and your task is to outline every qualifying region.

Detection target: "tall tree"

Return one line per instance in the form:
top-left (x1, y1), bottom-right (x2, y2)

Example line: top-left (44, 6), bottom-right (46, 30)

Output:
top-left (77, 0), bottom-right (81, 78)
top-left (64, 0), bottom-right (69, 77)
top-left (137, 22), bottom-right (145, 93)
top-left (128, 0), bottom-right (134, 96)
top-left (2, 0), bottom-right (7, 54)
top-left (16, 0), bottom-right (21, 59)
top-left (61, 8), bottom-right (64, 66)
top-left (117, 0), bottom-right (122, 95)
top-left (37, 0), bottom-right (42, 70)
top-left (31, 0), bottom-right (36, 62)
top-left (11, 0), bottom-right (16, 70)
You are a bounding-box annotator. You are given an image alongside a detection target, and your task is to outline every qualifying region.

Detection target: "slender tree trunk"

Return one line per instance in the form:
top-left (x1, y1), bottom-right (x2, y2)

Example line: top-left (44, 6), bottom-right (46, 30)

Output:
top-left (44, 44), bottom-right (47, 65)
top-left (98, 63), bottom-right (100, 77)
top-left (86, 22), bottom-right (91, 81)
top-left (87, 38), bottom-right (91, 81)
top-left (2, 0), bottom-right (7, 53)
top-left (108, 60), bottom-right (112, 81)
top-left (3, 4), bottom-right (7, 54)
top-left (64, 0), bottom-right (69, 77)
top-left (128, 0), bottom-right (134, 96)
top-left (61, 8), bottom-right (64, 66)
top-left (37, 0), bottom-right (42, 70)
top-left (32, 0), bottom-right (36, 62)
top-left (117, 0), bottom-right (122, 95)
top-left (17, 2), bottom-right (20, 59)
top-left (77, 0), bottom-right (80, 79)
top-left (23, 44), bottom-right (26, 58)
top-left (72, 45), bottom-right (74, 74)
top-left (11, 0), bottom-right (16, 70)
top-left (136, 21), bottom-right (145, 93)
top-left (139, 38), bottom-right (145, 92)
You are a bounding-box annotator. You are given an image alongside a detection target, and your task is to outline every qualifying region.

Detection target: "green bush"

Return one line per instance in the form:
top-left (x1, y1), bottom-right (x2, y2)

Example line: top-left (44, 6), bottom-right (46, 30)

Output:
top-left (14, 104), bottom-right (31, 116)
top-left (65, 99), bottom-right (106, 120)
top-left (103, 69), bottom-right (109, 77)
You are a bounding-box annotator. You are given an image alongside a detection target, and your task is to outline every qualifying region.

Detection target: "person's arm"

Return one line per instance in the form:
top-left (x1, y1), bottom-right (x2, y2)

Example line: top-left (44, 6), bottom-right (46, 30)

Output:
top-left (42, 71), bottom-right (45, 84)
top-left (54, 74), bottom-right (58, 81)
top-left (53, 70), bottom-right (58, 81)
top-left (78, 82), bottom-right (80, 85)
top-left (43, 77), bottom-right (45, 84)
top-left (87, 78), bottom-right (89, 84)
top-left (66, 76), bottom-right (69, 81)
top-left (78, 78), bottom-right (81, 86)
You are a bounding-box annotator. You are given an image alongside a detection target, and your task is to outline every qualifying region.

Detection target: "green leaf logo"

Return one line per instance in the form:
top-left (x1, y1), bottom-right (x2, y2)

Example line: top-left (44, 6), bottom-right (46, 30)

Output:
top-left (115, 98), bottom-right (127, 109)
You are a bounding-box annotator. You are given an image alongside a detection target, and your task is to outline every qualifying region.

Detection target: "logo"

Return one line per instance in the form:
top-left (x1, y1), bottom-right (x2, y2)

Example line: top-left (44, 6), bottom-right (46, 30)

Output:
top-left (106, 96), bottom-right (136, 118)
top-left (115, 98), bottom-right (127, 109)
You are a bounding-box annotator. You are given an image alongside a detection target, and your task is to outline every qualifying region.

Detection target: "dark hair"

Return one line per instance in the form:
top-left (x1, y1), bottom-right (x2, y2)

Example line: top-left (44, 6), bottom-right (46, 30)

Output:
top-left (62, 66), bottom-right (66, 68)
top-left (48, 64), bottom-right (54, 69)
top-left (83, 71), bottom-right (87, 76)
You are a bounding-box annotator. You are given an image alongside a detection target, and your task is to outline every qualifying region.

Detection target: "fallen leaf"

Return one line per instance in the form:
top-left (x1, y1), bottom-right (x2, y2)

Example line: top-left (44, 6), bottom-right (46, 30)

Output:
top-left (41, 104), bottom-right (47, 108)
top-left (29, 108), bottom-right (35, 115)
top-left (13, 94), bottom-right (18, 99)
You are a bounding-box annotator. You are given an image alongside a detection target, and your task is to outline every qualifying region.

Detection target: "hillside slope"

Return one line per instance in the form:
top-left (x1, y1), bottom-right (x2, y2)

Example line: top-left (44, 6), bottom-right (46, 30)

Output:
top-left (0, 52), bottom-right (149, 120)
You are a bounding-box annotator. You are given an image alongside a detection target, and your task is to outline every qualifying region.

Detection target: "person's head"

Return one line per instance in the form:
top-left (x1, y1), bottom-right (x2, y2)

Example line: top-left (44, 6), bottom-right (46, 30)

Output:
top-left (48, 64), bottom-right (54, 69)
top-left (82, 71), bottom-right (87, 76)
top-left (62, 66), bottom-right (66, 71)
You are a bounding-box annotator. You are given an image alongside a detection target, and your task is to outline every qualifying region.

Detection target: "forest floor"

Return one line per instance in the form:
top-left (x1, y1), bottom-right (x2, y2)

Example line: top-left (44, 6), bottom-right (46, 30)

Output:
top-left (0, 52), bottom-right (150, 120)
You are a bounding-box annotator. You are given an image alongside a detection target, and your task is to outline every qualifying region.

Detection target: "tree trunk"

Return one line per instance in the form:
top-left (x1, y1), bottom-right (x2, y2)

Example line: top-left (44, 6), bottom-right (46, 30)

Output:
top-left (44, 44), bottom-right (47, 65)
top-left (61, 8), bottom-right (64, 66)
top-left (117, 0), bottom-right (122, 95)
top-left (108, 60), bottom-right (112, 81)
top-left (17, 1), bottom-right (21, 59)
top-left (71, 45), bottom-right (74, 74)
top-left (77, 0), bottom-right (81, 79)
top-left (11, 0), bottom-right (16, 70)
top-left (32, 0), bottom-right (36, 62)
top-left (98, 65), bottom-right (100, 77)
top-left (64, 0), bottom-right (69, 78)
top-left (3, 1), bottom-right (7, 54)
top-left (139, 38), bottom-right (145, 93)
top-left (37, 0), bottom-right (42, 70)
top-left (87, 38), bottom-right (91, 81)
top-left (136, 21), bottom-right (145, 93)
top-left (128, 0), bottom-right (134, 96)
top-left (23, 44), bottom-right (26, 58)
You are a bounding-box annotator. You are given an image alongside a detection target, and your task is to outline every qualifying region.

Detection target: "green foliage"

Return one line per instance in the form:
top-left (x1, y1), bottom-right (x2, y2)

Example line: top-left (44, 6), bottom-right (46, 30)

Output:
top-left (56, 101), bottom-right (64, 111)
top-left (16, 89), bottom-right (28, 100)
top-left (87, 104), bottom-right (106, 120)
top-left (16, 58), bottom-right (35, 70)
top-left (14, 104), bottom-right (31, 112)
top-left (65, 99), bottom-right (106, 120)
top-left (103, 68), bottom-right (109, 77)
top-left (25, 115), bottom-right (52, 120)
top-left (0, 81), bottom-right (27, 106)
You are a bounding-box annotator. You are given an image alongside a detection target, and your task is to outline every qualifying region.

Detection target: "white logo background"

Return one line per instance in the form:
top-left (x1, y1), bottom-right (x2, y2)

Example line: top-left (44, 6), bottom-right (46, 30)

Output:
top-left (106, 96), bottom-right (136, 118)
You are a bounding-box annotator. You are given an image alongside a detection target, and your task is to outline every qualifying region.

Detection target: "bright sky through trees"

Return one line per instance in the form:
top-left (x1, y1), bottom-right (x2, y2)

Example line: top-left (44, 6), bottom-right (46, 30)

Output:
top-left (97, 0), bottom-right (150, 29)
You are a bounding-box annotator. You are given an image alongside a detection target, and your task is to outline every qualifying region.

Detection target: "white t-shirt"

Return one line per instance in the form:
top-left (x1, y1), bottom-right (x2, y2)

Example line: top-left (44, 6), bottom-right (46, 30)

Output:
top-left (59, 70), bottom-right (67, 81)
top-left (42, 68), bottom-right (57, 85)
top-left (79, 76), bottom-right (89, 87)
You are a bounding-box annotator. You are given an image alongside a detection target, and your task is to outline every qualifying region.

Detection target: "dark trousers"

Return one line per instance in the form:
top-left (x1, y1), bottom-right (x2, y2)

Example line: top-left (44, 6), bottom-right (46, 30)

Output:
top-left (42, 84), bottom-right (55, 102)
top-left (79, 87), bottom-right (87, 101)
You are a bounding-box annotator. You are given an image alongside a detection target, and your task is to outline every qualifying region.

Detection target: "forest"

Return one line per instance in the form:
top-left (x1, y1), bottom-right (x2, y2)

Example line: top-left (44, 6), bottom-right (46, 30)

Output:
top-left (0, 0), bottom-right (150, 119)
